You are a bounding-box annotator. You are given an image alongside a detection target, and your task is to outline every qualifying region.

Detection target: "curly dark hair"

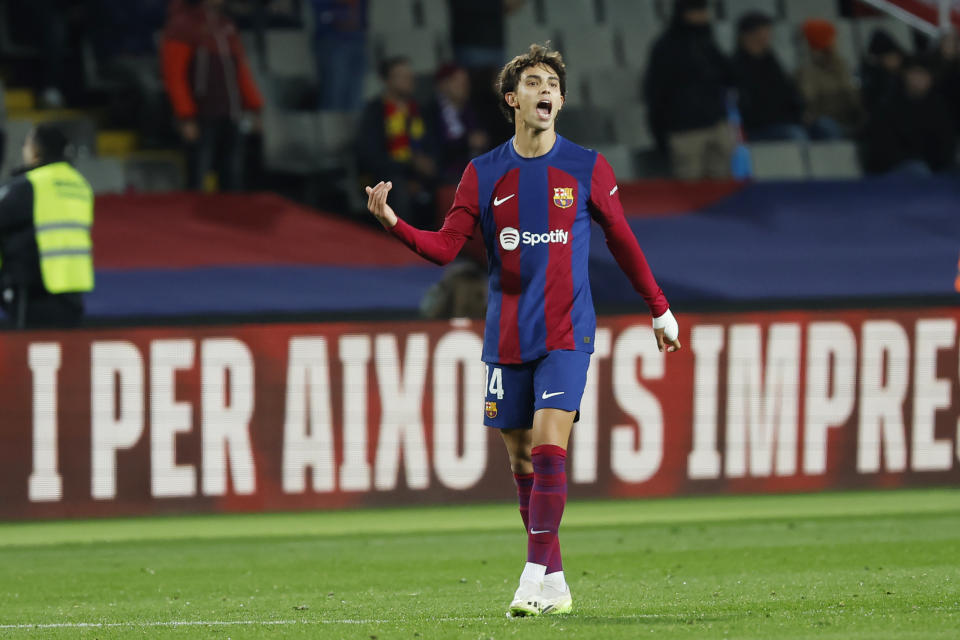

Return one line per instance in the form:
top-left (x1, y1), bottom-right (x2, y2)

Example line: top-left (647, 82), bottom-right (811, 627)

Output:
top-left (496, 43), bottom-right (566, 123)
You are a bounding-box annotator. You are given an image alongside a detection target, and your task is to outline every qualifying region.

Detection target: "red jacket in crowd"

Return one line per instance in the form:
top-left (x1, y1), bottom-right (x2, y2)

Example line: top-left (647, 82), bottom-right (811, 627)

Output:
top-left (161, 0), bottom-right (263, 121)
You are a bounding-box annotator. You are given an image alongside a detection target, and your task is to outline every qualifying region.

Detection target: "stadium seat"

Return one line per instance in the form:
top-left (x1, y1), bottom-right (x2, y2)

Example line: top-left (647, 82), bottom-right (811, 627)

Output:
top-left (123, 152), bottom-right (185, 192)
top-left (557, 25), bottom-right (619, 70)
top-left (376, 30), bottom-right (446, 74)
top-left (749, 141), bottom-right (808, 180)
top-left (265, 30), bottom-right (315, 78)
top-left (854, 17), bottom-right (915, 54)
top-left (833, 19), bottom-right (860, 69)
top-left (772, 23), bottom-right (799, 71)
top-left (603, 0), bottom-right (661, 30)
top-left (784, 0), bottom-right (839, 22)
top-left (714, 21), bottom-right (736, 54)
top-left (808, 141), bottom-right (862, 179)
top-left (506, 22), bottom-right (555, 63)
top-left (591, 143), bottom-right (638, 180)
top-left (362, 71), bottom-right (381, 101)
top-left (611, 103), bottom-right (656, 151)
top-left (722, 0), bottom-right (783, 22)
top-left (316, 111), bottom-right (359, 170)
top-left (583, 67), bottom-right (643, 109)
top-left (621, 33), bottom-right (666, 73)
top-left (557, 107), bottom-right (615, 146)
top-left (543, 0), bottom-right (599, 28)
top-left (74, 157), bottom-right (126, 194)
top-left (506, 0), bottom-right (543, 34)
top-left (263, 110), bottom-right (320, 174)
top-left (418, 0), bottom-right (451, 31)
top-left (369, 0), bottom-right (416, 34)
top-left (561, 67), bottom-right (587, 108)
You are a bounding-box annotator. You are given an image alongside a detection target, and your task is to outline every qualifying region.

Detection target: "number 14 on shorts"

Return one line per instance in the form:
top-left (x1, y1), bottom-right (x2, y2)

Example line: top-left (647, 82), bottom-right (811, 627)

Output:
top-left (486, 365), bottom-right (504, 400)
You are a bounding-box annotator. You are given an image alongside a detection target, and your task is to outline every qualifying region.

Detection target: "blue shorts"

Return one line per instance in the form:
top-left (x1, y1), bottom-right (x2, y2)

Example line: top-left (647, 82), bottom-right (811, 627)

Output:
top-left (483, 350), bottom-right (591, 429)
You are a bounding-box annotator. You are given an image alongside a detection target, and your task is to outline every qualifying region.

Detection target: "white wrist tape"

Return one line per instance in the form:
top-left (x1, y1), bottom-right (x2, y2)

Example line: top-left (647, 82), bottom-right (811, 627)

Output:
top-left (652, 309), bottom-right (679, 341)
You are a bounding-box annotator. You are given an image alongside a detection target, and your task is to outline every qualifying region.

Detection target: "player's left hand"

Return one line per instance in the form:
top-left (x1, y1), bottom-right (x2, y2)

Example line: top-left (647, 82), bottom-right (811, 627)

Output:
top-left (653, 309), bottom-right (681, 353)
top-left (655, 328), bottom-right (682, 353)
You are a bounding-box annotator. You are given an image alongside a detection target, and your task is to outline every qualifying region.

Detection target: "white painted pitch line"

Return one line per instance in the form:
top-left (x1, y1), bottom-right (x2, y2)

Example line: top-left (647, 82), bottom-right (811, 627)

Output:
top-left (0, 614), bottom-right (678, 630)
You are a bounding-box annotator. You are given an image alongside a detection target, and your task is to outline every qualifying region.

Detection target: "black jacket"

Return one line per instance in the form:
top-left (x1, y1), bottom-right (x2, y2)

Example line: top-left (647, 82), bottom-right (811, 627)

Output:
top-left (860, 88), bottom-right (957, 174)
top-left (732, 48), bottom-right (804, 131)
top-left (0, 169), bottom-right (44, 292)
top-left (644, 20), bottom-right (733, 147)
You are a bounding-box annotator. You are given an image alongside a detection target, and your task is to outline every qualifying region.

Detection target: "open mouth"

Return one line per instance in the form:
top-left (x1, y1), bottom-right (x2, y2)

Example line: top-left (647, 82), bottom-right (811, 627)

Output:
top-left (536, 100), bottom-right (552, 120)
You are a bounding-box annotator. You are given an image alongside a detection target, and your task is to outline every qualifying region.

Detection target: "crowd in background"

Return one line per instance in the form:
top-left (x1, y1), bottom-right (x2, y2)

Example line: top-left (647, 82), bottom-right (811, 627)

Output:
top-left (647, 0), bottom-right (958, 179)
top-left (0, 0), bottom-right (958, 195)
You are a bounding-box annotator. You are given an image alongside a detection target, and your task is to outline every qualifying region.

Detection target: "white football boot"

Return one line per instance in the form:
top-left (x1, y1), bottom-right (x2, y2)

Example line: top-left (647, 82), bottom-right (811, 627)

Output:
top-left (540, 581), bottom-right (573, 615)
top-left (508, 579), bottom-right (543, 617)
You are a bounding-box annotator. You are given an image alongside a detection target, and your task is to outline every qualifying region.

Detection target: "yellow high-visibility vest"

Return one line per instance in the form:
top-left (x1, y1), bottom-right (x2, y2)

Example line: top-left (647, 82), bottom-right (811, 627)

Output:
top-left (25, 162), bottom-right (94, 294)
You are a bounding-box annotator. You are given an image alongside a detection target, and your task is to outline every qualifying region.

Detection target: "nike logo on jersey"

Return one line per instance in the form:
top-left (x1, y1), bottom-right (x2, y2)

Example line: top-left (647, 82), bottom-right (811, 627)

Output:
top-left (530, 529), bottom-right (551, 534)
top-left (542, 391), bottom-right (565, 399)
top-left (609, 185), bottom-right (618, 196)
top-left (493, 194), bottom-right (516, 206)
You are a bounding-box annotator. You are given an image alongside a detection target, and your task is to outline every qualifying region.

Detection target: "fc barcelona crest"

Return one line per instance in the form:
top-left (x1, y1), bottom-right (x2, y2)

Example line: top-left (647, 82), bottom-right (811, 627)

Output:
top-left (485, 401), bottom-right (498, 419)
top-left (553, 187), bottom-right (574, 208)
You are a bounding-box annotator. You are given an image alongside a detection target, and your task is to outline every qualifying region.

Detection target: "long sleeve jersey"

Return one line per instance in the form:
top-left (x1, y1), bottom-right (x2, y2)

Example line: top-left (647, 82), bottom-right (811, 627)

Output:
top-left (390, 135), bottom-right (669, 364)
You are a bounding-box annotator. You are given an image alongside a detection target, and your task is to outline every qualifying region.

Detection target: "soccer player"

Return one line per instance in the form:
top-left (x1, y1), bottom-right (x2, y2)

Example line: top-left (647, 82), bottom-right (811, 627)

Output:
top-left (365, 44), bottom-right (681, 617)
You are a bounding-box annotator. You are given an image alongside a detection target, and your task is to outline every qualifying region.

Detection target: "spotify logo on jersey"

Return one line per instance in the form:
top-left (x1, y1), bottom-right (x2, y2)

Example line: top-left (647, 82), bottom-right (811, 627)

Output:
top-left (499, 227), bottom-right (520, 251)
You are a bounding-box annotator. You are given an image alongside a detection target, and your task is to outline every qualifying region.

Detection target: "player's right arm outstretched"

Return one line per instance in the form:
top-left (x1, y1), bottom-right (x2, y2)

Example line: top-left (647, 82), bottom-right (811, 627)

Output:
top-left (365, 163), bottom-right (480, 266)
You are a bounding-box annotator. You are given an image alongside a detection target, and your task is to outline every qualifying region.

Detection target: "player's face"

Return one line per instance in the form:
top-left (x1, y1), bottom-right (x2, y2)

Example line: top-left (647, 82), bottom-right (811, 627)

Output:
top-left (509, 64), bottom-right (564, 131)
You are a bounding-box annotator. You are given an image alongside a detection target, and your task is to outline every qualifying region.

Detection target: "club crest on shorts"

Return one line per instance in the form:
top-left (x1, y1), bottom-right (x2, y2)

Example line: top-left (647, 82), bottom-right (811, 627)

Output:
top-left (485, 401), bottom-right (498, 419)
top-left (553, 187), bottom-right (574, 208)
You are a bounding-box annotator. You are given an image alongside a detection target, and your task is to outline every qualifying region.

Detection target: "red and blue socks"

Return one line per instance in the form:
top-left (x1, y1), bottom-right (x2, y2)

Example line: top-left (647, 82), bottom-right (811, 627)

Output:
top-left (515, 444), bottom-right (567, 584)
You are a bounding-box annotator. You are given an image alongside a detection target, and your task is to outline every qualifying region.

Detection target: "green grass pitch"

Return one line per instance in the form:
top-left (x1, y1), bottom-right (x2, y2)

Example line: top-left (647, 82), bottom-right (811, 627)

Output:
top-left (0, 488), bottom-right (957, 639)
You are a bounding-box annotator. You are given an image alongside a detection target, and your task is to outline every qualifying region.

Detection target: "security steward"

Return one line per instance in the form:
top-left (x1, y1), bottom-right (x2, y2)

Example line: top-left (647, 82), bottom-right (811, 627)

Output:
top-left (0, 124), bottom-right (94, 328)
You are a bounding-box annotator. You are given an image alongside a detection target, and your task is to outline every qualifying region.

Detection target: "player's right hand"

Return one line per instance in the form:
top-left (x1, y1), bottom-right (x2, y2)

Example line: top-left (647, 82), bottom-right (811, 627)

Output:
top-left (365, 181), bottom-right (399, 229)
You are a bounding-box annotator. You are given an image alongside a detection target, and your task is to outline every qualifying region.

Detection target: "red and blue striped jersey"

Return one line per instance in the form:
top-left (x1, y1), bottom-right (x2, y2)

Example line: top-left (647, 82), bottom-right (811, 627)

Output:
top-left (391, 135), bottom-right (669, 364)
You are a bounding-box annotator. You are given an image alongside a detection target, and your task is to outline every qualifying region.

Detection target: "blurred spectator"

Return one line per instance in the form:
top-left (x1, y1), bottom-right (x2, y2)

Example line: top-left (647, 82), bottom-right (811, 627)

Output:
top-left (88, 0), bottom-right (169, 147)
top-left (732, 12), bottom-right (807, 141)
top-left (861, 29), bottom-right (907, 114)
top-left (420, 260), bottom-right (487, 319)
top-left (933, 29), bottom-right (960, 127)
top-left (162, 0), bottom-right (264, 191)
top-left (449, 0), bottom-right (524, 150)
top-left (11, 0), bottom-right (73, 107)
top-left (796, 19), bottom-right (865, 138)
top-left (356, 56), bottom-right (436, 226)
top-left (644, 0), bottom-right (735, 180)
top-left (423, 64), bottom-right (490, 184)
top-left (310, 0), bottom-right (368, 111)
top-left (449, 0), bottom-right (526, 69)
top-left (0, 125), bottom-right (92, 329)
top-left (860, 55), bottom-right (957, 176)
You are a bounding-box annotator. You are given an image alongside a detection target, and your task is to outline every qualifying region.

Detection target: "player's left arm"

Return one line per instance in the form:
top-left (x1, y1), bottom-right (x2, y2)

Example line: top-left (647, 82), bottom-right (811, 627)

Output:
top-left (588, 153), bottom-right (681, 353)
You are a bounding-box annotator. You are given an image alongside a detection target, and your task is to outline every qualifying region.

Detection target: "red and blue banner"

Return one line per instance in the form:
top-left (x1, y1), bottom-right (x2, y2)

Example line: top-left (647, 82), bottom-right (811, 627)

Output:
top-left (1, 305), bottom-right (958, 520)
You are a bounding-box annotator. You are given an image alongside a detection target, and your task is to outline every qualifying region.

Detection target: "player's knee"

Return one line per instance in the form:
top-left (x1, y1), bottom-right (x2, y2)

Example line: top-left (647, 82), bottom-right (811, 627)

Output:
top-left (511, 448), bottom-right (533, 475)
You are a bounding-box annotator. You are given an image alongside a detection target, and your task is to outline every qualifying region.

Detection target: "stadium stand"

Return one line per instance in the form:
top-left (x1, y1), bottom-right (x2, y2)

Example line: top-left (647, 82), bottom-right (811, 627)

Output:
top-left (749, 141), bottom-right (808, 179)
top-left (0, 0), bottom-right (951, 201)
top-left (557, 25), bottom-right (619, 71)
top-left (722, 0), bottom-right (783, 21)
top-left (783, 0), bottom-right (841, 22)
top-left (808, 141), bottom-right (863, 179)
top-left (604, 0), bottom-right (664, 28)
